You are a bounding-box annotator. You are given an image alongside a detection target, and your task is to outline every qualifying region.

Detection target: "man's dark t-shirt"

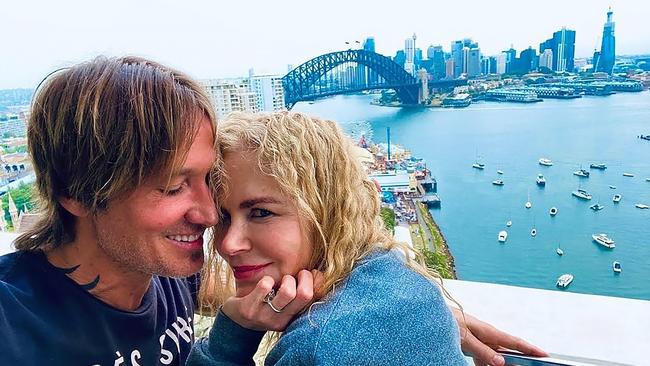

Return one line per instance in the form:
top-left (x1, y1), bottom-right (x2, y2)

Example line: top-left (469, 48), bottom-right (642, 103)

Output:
top-left (0, 251), bottom-right (199, 365)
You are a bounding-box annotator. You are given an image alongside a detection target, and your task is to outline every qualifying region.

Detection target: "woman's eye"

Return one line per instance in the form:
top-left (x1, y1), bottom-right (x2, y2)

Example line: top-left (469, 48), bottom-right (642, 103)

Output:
top-left (250, 208), bottom-right (273, 218)
top-left (166, 186), bottom-right (183, 196)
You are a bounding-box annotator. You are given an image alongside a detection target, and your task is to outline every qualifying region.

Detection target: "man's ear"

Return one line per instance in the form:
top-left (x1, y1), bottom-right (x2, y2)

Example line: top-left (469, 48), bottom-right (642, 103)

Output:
top-left (58, 197), bottom-right (90, 217)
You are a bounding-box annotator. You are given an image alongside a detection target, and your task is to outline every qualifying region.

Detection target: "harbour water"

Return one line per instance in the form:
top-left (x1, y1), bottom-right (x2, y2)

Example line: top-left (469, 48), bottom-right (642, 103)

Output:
top-left (296, 92), bottom-right (650, 300)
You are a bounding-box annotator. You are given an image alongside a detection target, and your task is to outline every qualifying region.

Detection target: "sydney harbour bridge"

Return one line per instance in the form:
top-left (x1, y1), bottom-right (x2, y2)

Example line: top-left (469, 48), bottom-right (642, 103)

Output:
top-left (281, 49), bottom-right (465, 109)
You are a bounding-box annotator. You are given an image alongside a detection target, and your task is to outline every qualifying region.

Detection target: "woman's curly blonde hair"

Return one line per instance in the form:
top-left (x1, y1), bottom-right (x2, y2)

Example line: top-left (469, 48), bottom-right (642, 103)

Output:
top-left (199, 111), bottom-right (457, 329)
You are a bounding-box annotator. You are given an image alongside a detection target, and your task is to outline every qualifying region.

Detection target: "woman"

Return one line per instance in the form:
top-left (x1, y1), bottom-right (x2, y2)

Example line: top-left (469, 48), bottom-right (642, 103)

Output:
top-left (189, 111), bottom-right (468, 365)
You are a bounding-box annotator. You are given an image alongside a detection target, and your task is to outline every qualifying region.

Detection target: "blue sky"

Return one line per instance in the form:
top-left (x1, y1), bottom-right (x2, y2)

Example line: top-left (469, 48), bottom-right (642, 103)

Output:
top-left (1, 0), bottom-right (648, 88)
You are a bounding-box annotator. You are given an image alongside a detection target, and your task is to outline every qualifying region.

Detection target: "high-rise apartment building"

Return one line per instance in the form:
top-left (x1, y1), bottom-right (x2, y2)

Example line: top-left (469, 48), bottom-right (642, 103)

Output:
top-left (595, 8), bottom-right (615, 74)
top-left (202, 78), bottom-right (258, 116)
top-left (250, 74), bottom-right (286, 112)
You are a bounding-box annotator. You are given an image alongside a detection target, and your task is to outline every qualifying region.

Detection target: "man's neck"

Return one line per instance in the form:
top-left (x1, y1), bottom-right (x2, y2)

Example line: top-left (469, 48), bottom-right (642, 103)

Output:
top-left (46, 238), bottom-right (152, 311)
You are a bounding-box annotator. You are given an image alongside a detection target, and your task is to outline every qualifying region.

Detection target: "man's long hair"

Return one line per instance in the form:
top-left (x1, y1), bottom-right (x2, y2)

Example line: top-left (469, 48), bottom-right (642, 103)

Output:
top-left (15, 56), bottom-right (216, 251)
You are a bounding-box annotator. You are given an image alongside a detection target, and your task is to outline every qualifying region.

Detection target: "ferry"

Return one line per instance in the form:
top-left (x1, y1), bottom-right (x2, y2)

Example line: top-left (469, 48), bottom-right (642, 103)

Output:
top-left (538, 158), bottom-right (553, 166)
top-left (589, 163), bottom-right (607, 170)
top-left (592, 233), bottom-right (615, 249)
top-left (572, 189), bottom-right (592, 200)
top-left (556, 274), bottom-right (574, 288)
top-left (485, 89), bottom-right (542, 103)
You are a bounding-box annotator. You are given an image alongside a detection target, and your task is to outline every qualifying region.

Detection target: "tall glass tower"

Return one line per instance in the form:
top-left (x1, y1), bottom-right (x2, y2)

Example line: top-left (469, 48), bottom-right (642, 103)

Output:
top-left (596, 8), bottom-right (616, 74)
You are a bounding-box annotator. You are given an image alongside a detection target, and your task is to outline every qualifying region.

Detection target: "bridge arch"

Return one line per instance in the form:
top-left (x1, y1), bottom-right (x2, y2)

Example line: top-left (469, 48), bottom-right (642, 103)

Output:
top-left (282, 50), bottom-right (420, 109)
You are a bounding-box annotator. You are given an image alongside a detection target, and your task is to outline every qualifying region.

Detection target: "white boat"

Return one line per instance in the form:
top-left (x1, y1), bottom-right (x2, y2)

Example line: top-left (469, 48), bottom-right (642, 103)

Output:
top-left (623, 172), bottom-right (634, 177)
top-left (613, 194), bottom-right (622, 203)
top-left (536, 174), bottom-right (546, 186)
top-left (530, 228), bottom-right (537, 237)
top-left (572, 189), bottom-right (592, 200)
top-left (525, 190), bottom-right (532, 209)
top-left (472, 162), bottom-right (485, 170)
top-left (635, 203), bottom-right (649, 209)
top-left (497, 170), bottom-right (504, 175)
top-left (589, 203), bottom-right (604, 211)
top-left (556, 274), bottom-right (574, 288)
top-left (549, 207), bottom-right (558, 216)
top-left (589, 163), bottom-right (607, 170)
top-left (556, 243), bottom-right (564, 256)
top-left (506, 220), bottom-right (512, 227)
top-left (646, 178), bottom-right (650, 182)
top-left (492, 179), bottom-right (504, 186)
top-left (498, 230), bottom-right (508, 243)
top-left (613, 261), bottom-right (621, 273)
top-left (538, 158), bottom-right (553, 166)
top-left (573, 168), bottom-right (590, 177)
top-left (592, 233), bottom-right (615, 249)
top-left (609, 185), bottom-right (617, 189)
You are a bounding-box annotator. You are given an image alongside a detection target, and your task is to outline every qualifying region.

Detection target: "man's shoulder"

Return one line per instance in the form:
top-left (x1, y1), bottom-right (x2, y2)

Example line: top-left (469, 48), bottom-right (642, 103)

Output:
top-left (0, 251), bottom-right (39, 282)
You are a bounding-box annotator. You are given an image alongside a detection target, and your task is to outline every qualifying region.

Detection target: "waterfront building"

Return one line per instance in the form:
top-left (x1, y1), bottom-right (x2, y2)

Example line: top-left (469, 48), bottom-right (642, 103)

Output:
top-left (0, 115), bottom-right (27, 137)
top-left (539, 49), bottom-right (553, 70)
top-left (201, 78), bottom-right (258, 115)
top-left (250, 74), bottom-right (285, 112)
top-left (595, 8), bottom-right (615, 74)
top-left (451, 40), bottom-right (464, 78)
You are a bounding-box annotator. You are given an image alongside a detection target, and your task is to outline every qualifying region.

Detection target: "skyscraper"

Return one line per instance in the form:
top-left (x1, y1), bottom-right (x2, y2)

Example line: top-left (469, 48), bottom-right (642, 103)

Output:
top-left (539, 28), bottom-right (576, 72)
top-left (553, 27), bottom-right (576, 72)
top-left (404, 34), bottom-right (417, 76)
top-left (429, 46), bottom-right (446, 81)
top-left (451, 40), bottom-right (464, 78)
top-left (539, 49), bottom-right (554, 70)
top-left (595, 8), bottom-right (616, 74)
top-left (363, 37), bottom-right (378, 86)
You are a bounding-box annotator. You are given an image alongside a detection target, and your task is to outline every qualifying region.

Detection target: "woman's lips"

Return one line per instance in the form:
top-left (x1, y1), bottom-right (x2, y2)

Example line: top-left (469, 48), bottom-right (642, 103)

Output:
top-left (232, 263), bottom-right (270, 280)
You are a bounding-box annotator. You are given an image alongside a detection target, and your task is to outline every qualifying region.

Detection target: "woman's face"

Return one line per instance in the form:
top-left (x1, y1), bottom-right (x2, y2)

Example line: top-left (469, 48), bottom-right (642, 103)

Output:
top-left (215, 151), bottom-right (313, 297)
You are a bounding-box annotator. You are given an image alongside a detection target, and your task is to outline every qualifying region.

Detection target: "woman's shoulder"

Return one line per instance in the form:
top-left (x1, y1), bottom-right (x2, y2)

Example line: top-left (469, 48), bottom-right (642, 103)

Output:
top-left (268, 250), bottom-right (467, 365)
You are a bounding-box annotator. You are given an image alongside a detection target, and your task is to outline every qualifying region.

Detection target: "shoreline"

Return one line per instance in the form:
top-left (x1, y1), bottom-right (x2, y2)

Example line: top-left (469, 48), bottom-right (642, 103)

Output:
top-left (415, 201), bottom-right (457, 279)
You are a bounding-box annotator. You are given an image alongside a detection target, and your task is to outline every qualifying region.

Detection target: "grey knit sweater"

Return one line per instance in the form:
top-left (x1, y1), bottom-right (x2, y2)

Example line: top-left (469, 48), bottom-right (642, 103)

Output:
top-left (188, 250), bottom-right (467, 365)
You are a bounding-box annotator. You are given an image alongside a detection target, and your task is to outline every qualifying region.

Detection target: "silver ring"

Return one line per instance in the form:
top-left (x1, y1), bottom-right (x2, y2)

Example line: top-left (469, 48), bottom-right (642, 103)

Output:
top-left (262, 289), bottom-right (283, 313)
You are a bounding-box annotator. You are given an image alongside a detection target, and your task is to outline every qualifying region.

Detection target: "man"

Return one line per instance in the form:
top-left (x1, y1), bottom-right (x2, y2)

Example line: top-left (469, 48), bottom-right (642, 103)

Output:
top-left (0, 56), bottom-right (544, 365)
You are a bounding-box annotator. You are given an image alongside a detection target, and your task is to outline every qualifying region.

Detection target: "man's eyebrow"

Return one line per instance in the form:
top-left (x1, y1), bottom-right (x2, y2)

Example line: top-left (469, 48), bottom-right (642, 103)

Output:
top-left (240, 197), bottom-right (282, 209)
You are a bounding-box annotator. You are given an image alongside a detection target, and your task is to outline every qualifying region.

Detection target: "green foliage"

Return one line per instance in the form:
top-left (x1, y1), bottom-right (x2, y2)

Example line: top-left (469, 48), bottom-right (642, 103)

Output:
top-left (1, 182), bottom-right (36, 229)
top-left (380, 207), bottom-right (396, 234)
top-left (1, 144), bottom-right (27, 154)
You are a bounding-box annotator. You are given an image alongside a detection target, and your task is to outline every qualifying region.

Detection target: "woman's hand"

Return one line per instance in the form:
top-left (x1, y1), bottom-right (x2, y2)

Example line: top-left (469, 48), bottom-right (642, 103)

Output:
top-left (452, 308), bottom-right (548, 366)
top-left (221, 269), bottom-right (322, 331)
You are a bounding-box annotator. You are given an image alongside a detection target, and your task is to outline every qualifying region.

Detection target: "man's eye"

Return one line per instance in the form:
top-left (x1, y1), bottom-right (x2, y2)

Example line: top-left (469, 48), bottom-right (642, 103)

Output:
top-left (250, 208), bottom-right (273, 218)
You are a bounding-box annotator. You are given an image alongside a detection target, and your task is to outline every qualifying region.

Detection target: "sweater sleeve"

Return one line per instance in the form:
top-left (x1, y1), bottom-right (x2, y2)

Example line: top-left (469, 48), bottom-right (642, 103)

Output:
top-left (187, 309), bottom-right (265, 366)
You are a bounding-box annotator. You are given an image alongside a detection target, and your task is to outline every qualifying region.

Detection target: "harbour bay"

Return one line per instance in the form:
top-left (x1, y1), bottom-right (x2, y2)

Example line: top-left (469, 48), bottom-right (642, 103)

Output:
top-left (296, 91), bottom-right (650, 300)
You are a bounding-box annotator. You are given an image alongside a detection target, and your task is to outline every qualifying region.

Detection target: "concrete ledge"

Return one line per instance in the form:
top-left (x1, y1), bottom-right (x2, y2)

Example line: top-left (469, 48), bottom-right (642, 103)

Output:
top-left (444, 279), bottom-right (649, 365)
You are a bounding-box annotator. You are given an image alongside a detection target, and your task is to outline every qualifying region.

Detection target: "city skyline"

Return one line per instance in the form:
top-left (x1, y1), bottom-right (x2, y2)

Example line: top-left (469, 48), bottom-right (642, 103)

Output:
top-left (2, 0), bottom-right (649, 89)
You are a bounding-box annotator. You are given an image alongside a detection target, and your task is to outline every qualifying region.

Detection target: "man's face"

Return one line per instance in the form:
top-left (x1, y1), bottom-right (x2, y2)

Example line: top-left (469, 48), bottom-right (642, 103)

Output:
top-left (92, 116), bottom-right (218, 277)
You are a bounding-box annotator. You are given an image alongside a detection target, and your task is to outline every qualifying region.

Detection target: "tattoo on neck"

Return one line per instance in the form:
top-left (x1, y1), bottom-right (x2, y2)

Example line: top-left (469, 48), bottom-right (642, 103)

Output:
top-left (80, 275), bottom-right (101, 291)
top-left (53, 263), bottom-right (80, 275)
top-left (52, 263), bottom-right (100, 291)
